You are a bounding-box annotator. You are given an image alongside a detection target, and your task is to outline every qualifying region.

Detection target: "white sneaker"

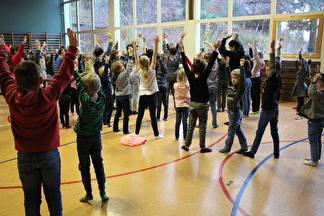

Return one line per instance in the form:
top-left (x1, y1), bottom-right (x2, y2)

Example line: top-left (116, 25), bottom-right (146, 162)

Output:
top-left (155, 134), bottom-right (164, 139)
top-left (303, 160), bottom-right (318, 166)
top-left (304, 157), bottom-right (311, 161)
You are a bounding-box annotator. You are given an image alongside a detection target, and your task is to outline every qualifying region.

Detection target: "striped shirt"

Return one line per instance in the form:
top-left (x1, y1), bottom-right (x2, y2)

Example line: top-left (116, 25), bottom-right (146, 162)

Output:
top-left (73, 71), bottom-right (106, 136)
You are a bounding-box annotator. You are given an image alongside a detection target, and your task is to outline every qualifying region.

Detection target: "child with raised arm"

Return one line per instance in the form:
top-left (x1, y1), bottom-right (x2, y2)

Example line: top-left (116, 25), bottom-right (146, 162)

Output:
top-left (0, 29), bottom-right (77, 216)
top-left (219, 57), bottom-right (248, 154)
top-left (298, 73), bottom-right (324, 166)
top-left (73, 69), bottom-right (109, 202)
top-left (131, 36), bottom-right (164, 139)
top-left (180, 39), bottom-right (221, 153)
top-left (243, 39), bottom-right (282, 159)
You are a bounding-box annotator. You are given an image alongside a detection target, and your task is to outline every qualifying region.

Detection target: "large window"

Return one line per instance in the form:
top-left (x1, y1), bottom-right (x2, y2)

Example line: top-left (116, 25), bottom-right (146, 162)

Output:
top-left (119, 0), bottom-right (133, 27)
top-left (94, 0), bottom-right (109, 29)
top-left (274, 16), bottom-right (323, 57)
top-left (199, 22), bottom-right (227, 51)
top-left (161, 27), bottom-right (185, 46)
top-left (79, 0), bottom-right (92, 31)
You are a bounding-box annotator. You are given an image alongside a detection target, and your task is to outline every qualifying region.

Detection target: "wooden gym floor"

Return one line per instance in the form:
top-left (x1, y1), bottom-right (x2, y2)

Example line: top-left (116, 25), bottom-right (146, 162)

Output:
top-left (0, 95), bottom-right (323, 216)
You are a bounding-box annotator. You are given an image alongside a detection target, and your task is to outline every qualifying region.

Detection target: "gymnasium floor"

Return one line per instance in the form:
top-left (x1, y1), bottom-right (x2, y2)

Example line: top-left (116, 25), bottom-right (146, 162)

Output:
top-left (0, 95), bottom-right (323, 216)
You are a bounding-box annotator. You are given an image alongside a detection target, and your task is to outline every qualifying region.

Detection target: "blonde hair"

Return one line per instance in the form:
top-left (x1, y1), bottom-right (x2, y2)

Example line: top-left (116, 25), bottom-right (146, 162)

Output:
top-left (231, 69), bottom-right (240, 76)
top-left (98, 66), bottom-right (105, 76)
top-left (139, 55), bottom-right (150, 80)
top-left (111, 60), bottom-right (123, 74)
top-left (177, 69), bottom-right (187, 84)
top-left (81, 73), bottom-right (101, 94)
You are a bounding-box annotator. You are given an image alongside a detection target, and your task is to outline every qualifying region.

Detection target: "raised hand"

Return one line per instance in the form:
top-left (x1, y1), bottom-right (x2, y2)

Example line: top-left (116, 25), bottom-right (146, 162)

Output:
top-left (35, 39), bottom-right (41, 50)
top-left (213, 39), bottom-right (222, 51)
top-left (67, 28), bottom-right (78, 48)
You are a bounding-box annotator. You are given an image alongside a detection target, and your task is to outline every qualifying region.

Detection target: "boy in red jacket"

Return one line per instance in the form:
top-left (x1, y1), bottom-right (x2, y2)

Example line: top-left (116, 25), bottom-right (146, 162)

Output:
top-left (0, 29), bottom-right (77, 216)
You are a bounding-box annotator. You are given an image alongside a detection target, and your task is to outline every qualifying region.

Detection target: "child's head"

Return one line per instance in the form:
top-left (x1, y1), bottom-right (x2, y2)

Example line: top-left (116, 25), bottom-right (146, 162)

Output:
top-left (14, 61), bottom-right (42, 92)
top-left (228, 40), bottom-right (240, 51)
top-left (177, 69), bottom-right (187, 84)
top-left (160, 53), bottom-right (167, 63)
top-left (231, 69), bottom-right (240, 85)
top-left (81, 73), bottom-right (101, 96)
top-left (110, 49), bottom-right (120, 60)
top-left (146, 49), bottom-right (153, 59)
top-left (315, 73), bottom-right (324, 90)
top-left (139, 55), bottom-right (150, 80)
top-left (127, 44), bottom-right (133, 54)
top-left (243, 59), bottom-right (250, 73)
top-left (10, 46), bottom-right (18, 55)
top-left (94, 47), bottom-right (104, 57)
top-left (111, 60), bottom-right (124, 74)
top-left (169, 47), bottom-right (177, 55)
top-left (265, 60), bottom-right (282, 77)
top-left (257, 51), bottom-right (264, 59)
top-left (297, 60), bottom-right (304, 69)
top-left (192, 58), bottom-right (206, 74)
top-left (203, 53), bottom-right (212, 63)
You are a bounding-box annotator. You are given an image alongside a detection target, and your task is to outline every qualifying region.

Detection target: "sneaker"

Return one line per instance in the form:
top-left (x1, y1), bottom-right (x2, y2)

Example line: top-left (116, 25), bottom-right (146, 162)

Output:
top-left (66, 125), bottom-right (72, 129)
top-left (303, 160), bottom-right (318, 167)
top-left (249, 111), bottom-right (259, 115)
top-left (101, 195), bottom-right (109, 201)
top-left (213, 124), bottom-right (219, 128)
top-left (219, 148), bottom-right (230, 153)
top-left (163, 117), bottom-right (168, 121)
top-left (224, 122), bottom-right (229, 125)
top-left (236, 148), bottom-right (248, 154)
top-left (304, 157), bottom-right (311, 161)
top-left (132, 111), bottom-right (138, 115)
top-left (124, 130), bottom-right (132, 134)
top-left (181, 146), bottom-right (189, 151)
top-left (294, 111), bottom-right (299, 115)
top-left (292, 106), bottom-right (298, 109)
top-left (243, 151), bottom-right (255, 158)
top-left (113, 129), bottom-right (122, 132)
top-left (242, 115), bottom-right (247, 118)
top-left (155, 134), bottom-right (164, 139)
top-left (200, 148), bottom-right (212, 153)
top-left (79, 195), bottom-right (93, 202)
top-left (175, 138), bottom-right (179, 140)
top-left (294, 116), bottom-right (302, 120)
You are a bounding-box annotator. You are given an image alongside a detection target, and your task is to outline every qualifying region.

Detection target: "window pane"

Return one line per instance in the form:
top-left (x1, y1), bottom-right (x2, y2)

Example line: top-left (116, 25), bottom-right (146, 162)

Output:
top-left (79, 0), bottom-right (92, 31)
top-left (200, 0), bottom-right (228, 19)
top-left (64, 2), bottom-right (78, 32)
top-left (79, 33), bottom-right (93, 54)
top-left (277, 19), bottom-right (319, 53)
top-left (136, 27), bottom-right (157, 54)
top-left (120, 0), bottom-right (133, 27)
top-left (161, 0), bottom-right (186, 22)
top-left (136, 0), bottom-right (157, 25)
top-left (161, 27), bottom-right (184, 46)
top-left (276, 0), bottom-right (324, 14)
top-left (233, 20), bottom-right (270, 55)
top-left (233, 0), bottom-right (270, 16)
top-left (200, 22), bottom-right (227, 52)
top-left (94, 0), bottom-right (108, 29)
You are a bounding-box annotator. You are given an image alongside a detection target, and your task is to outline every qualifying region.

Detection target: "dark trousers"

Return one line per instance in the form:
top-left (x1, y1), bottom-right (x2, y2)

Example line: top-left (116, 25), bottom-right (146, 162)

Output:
top-left (135, 93), bottom-right (159, 136)
top-left (113, 95), bottom-right (130, 133)
top-left (251, 77), bottom-right (261, 112)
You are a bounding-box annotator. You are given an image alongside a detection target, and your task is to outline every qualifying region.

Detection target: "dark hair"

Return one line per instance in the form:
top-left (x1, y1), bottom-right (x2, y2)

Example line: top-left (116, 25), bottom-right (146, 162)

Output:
top-left (110, 49), bottom-right (119, 59)
top-left (244, 54), bottom-right (251, 61)
top-left (10, 46), bottom-right (18, 55)
top-left (146, 49), bottom-right (153, 59)
top-left (94, 47), bottom-right (104, 57)
top-left (169, 47), bottom-right (177, 55)
top-left (244, 59), bottom-right (250, 72)
top-left (228, 40), bottom-right (240, 50)
top-left (203, 53), bottom-right (212, 62)
top-left (319, 73), bottom-right (324, 83)
top-left (193, 58), bottom-right (206, 74)
top-left (126, 44), bottom-right (133, 51)
top-left (14, 61), bottom-right (40, 91)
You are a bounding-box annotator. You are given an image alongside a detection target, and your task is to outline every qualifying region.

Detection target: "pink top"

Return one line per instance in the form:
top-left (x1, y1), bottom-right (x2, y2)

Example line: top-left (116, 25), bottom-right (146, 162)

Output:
top-left (174, 82), bottom-right (190, 108)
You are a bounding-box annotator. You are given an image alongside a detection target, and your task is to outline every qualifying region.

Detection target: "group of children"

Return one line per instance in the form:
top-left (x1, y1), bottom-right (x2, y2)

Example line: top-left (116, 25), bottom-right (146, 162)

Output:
top-left (0, 27), bottom-right (323, 216)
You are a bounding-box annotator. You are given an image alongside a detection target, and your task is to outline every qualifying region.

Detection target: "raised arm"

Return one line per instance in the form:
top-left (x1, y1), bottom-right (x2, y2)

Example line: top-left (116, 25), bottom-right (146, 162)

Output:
top-left (150, 35), bottom-right (160, 69)
top-left (131, 39), bottom-right (141, 71)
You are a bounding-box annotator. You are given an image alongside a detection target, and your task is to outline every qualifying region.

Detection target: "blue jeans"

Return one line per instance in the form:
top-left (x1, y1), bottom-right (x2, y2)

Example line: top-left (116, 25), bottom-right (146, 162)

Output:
top-left (185, 102), bottom-right (208, 149)
top-left (175, 107), bottom-right (189, 139)
top-left (208, 87), bottom-right (218, 127)
top-left (250, 109), bottom-right (280, 155)
top-left (307, 119), bottom-right (324, 162)
top-left (77, 132), bottom-right (106, 197)
top-left (242, 78), bottom-right (252, 116)
top-left (224, 110), bottom-right (248, 151)
top-left (18, 149), bottom-right (62, 216)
